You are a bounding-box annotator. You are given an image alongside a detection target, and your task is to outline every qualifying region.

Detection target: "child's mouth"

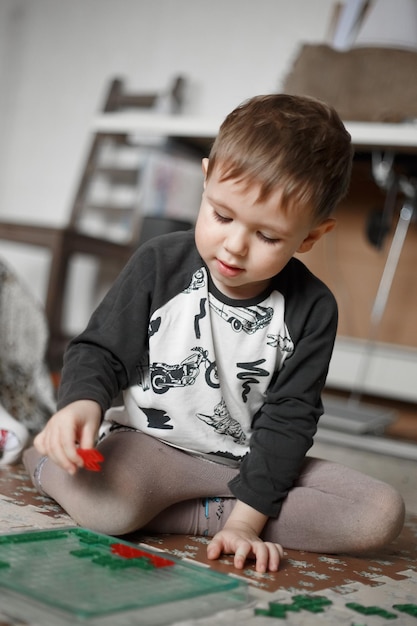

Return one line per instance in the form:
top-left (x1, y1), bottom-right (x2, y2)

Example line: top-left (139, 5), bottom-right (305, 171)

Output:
top-left (216, 259), bottom-right (243, 278)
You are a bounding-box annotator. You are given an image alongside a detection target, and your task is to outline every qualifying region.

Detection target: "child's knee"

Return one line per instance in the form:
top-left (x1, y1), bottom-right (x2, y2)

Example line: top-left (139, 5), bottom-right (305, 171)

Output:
top-left (376, 484), bottom-right (405, 544)
top-left (358, 483), bottom-right (405, 552)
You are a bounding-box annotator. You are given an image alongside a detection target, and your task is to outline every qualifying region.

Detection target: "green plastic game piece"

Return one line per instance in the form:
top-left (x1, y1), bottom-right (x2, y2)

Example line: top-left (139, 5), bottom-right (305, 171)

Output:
top-left (293, 594), bottom-right (332, 613)
top-left (393, 604), bottom-right (417, 617)
top-left (285, 603), bottom-right (301, 612)
top-left (254, 608), bottom-right (274, 617)
top-left (73, 528), bottom-right (111, 546)
top-left (260, 601), bottom-right (296, 619)
top-left (269, 603), bottom-right (289, 618)
top-left (255, 595), bottom-right (333, 619)
top-left (0, 528), bottom-right (247, 619)
top-left (91, 553), bottom-right (154, 570)
top-left (70, 548), bottom-right (102, 558)
top-left (0, 530), bottom-right (68, 544)
top-left (346, 602), bottom-right (397, 619)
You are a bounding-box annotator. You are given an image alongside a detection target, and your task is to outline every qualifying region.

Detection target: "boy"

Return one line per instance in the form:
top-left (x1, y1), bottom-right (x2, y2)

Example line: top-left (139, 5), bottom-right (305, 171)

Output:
top-left (24, 94), bottom-right (405, 573)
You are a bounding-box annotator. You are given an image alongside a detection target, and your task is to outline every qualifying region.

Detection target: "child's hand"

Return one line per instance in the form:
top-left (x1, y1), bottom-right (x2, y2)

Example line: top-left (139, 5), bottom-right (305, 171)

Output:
top-left (206, 500), bottom-right (283, 573)
top-left (34, 400), bottom-right (102, 475)
top-left (207, 522), bottom-right (283, 573)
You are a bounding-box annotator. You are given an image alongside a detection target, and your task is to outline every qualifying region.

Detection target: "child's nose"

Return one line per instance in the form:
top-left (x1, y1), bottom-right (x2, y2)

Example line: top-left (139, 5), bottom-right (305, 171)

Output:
top-left (224, 226), bottom-right (249, 256)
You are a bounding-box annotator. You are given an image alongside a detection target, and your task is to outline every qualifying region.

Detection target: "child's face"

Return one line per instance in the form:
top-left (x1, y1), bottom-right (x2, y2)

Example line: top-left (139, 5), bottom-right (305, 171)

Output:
top-left (195, 160), bottom-right (334, 300)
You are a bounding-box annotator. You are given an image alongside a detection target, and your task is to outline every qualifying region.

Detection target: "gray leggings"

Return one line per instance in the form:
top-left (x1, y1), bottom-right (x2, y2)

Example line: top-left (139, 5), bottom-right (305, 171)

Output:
top-left (24, 430), bottom-right (405, 554)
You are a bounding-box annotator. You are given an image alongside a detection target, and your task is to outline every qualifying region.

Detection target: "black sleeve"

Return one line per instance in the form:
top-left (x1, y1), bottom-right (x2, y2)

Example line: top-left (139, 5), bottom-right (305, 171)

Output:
top-left (57, 250), bottom-right (153, 412)
top-left (57, 231), bottom-right (197, 413)
top-left (228, 264), bottom-right (338, 517)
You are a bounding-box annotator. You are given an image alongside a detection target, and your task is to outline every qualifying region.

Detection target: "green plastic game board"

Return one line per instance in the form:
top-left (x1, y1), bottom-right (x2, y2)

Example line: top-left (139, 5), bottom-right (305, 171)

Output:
top-left (0, 528), bottom-right (247, 622)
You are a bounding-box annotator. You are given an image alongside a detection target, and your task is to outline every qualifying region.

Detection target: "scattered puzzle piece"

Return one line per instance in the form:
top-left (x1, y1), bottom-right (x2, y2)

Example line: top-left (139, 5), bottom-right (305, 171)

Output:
top-left (77, 448), bottom-right (104, 471)
top-left (393, 603), bottom-right (417, 618)
top-left (255, 594), bottom-right (333, 619)
top-left (346, 601), bottom-right (398, 619)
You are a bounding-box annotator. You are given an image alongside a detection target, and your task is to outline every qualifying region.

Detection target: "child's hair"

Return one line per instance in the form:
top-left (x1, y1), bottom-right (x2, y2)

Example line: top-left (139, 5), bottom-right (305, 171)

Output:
top-left (207, 94), bottom-right (353, 223)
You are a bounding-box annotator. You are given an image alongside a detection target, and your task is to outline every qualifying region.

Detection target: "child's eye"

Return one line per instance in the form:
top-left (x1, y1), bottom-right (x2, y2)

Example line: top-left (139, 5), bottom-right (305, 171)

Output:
top-left (213, 211), bottom-right (231, 224)
top-left (258, 232), bottom-right (279, 245)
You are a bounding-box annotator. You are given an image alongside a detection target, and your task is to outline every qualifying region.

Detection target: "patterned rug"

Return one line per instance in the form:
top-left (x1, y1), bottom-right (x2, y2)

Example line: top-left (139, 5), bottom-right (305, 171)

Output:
top-left (0, 463), bottom-right (416, 625)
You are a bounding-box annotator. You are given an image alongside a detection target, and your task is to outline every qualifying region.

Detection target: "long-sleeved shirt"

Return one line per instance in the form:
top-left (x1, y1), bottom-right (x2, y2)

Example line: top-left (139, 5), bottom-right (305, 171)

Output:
top-left (58, 230), bottom-right (338, 517)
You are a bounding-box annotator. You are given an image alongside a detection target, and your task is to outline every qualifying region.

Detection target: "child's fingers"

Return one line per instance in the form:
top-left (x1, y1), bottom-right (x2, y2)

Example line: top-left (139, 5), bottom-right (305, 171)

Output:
top-left (207, 532), bottom-right (283, 573)
top-left (250, 541), bottom-right (271, 573)
top-left (237, 541), bottom-right (283, 573)
top-left (233, 543), bottom-right (252, 570)
top-left (34, 425), bottom-right (81, 474)
top-left (206, 536), bottom-right (223, 561)
top-left (79, 421), bottom-right (99, 451)
top-left (259, 542), bottom-right (283, 572)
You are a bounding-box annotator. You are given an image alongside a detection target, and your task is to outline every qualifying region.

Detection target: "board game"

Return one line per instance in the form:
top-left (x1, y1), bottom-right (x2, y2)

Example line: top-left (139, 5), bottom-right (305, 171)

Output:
top-left (0, 527), bottom-right (248, 625)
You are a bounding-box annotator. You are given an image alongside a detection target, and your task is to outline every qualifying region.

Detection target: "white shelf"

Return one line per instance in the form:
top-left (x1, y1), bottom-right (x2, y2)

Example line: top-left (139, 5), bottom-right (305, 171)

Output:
top-left (92, 112), bottom-right (417, 151)
top-left (345, 120), bottom-right (417, 151)
top-left (92, 112), bottom-right (220, 140)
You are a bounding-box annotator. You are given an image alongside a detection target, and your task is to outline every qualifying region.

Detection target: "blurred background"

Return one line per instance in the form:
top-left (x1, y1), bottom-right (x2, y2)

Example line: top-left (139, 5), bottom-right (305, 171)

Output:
top-left (0, 0), bottom-right (416, 440)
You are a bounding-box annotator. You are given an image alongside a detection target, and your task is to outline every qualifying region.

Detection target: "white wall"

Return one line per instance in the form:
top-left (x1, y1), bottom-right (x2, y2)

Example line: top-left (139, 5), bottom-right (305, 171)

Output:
top-left (0, 0), bottom-right (335, 305)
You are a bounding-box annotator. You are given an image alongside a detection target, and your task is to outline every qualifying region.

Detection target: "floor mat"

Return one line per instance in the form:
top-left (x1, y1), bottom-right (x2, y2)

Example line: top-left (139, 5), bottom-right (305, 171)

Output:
top-left (1, 463), bottom-right (416, 625)
top-left (140, 520), bottom-right (417, 594)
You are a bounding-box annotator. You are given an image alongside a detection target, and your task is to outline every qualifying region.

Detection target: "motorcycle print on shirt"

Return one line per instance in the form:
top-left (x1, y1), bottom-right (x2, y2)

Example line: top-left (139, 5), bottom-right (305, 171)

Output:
top-left (149, 346), bottom-right (219, 394)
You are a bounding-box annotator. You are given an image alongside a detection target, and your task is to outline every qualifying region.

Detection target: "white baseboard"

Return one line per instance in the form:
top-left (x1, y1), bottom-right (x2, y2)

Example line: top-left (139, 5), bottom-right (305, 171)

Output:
top-left (327, 337), bottom-right (417, 402)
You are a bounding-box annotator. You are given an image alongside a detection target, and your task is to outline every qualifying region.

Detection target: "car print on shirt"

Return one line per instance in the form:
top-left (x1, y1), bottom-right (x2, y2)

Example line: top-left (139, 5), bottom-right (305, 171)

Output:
top-left (208, 295), bottom-right (273, 334)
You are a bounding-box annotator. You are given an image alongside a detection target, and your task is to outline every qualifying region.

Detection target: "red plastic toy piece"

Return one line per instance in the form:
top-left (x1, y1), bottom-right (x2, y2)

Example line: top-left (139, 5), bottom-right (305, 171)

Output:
top-left (111, 543), bottom-right (174, 568)
top-left (77, 449), bottom-right (104, 472)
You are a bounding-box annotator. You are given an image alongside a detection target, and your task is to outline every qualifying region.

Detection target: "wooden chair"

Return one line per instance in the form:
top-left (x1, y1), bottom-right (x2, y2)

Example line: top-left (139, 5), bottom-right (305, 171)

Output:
top-left (0, 76), bottom-right (193, 370)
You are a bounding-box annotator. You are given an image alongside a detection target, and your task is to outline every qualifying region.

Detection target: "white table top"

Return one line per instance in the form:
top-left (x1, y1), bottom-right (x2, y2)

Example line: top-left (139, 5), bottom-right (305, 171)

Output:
top-left (92, 112), bottom-right (417, 152)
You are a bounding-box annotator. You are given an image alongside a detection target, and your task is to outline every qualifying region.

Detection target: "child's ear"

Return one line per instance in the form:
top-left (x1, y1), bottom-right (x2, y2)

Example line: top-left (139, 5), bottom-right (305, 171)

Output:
top-left (297, 219), bottom-right (336, 253)
top-left (202, 158), bottom-right (209, 188)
